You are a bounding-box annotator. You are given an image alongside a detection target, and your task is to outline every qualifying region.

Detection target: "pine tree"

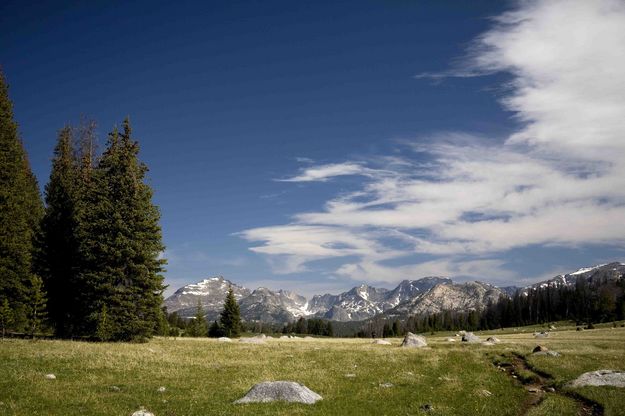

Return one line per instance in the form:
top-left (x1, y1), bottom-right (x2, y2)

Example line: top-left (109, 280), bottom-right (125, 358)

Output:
top-left (0, 298), bottom-right (13, 338)
top-left (208, 320), bottom-right (224, 337)
top-left (39, 126), bottom-right (80, 337)
top-left (77, 118), bottom-right (166, 341)
top-left (186, 300), bottom-right (207, 337)
top-left (0, 70), bottom-right (44, 332)
top-left (95, 304), bottom-right (113, 341)
top-left (219, 287), bottom-right (241, 337)
top-left (27, 274), bottom-right (48, 337)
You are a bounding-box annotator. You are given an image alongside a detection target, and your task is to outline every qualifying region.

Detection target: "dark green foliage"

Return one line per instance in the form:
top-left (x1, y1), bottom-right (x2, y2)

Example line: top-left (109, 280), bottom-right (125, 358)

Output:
top-left (76, 118), bottom-right (166, 341)
top-left (219, 287), bottom-right (241, 337)
top-left (39, 126), bottom-right (82, 337)
top-left (95, 304), bottom-right (113, 341)
top-left (208, 320), bottom-right (224, 337)
top-left (0, 70), bottom-right (44, 333)
top-left (186, 301), bottom-right (207, 337)
top-left (283, 317), bottom-right (333, 336)
top-left (27, 274), bottom-right (48, 337)
top-left (0, 298), bottom-right (13, 338)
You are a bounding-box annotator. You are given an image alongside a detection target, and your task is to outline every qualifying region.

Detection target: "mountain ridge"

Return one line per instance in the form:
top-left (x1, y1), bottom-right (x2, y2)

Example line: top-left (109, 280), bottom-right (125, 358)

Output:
top-left (164, 262), bottom-right (625, 324)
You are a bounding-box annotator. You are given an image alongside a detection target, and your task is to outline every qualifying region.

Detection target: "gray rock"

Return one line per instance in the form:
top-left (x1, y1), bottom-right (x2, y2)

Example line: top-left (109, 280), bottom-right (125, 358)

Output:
top-left (486, 337), bottom-right (500, 343)
top-left (379, 382), bottom-right (393, 388)
top-left (401, 332), bottom-right (427, 348)
top-left (234, 381), bottom-right (322, 404)
top-left (217, 337), bottom-right (232, 342)
top-left (157, 386), bottom-right (166, 393)
top-left (372, 339), bottom-right (392, 345)
top-left (568, 370), bottom-right (625, 388)
top-left (534, 331), bottom-right (550, 338)
top-left (131, 409), bottom-right (154, 416)
top-left (461, 332), bottom-right (481, 343)
top-left (109, 386), bottom-right (121, 392)
top-left (44, 374), bottom-right (56, 380)
top-left (533, 350), bottom-right (561, 357)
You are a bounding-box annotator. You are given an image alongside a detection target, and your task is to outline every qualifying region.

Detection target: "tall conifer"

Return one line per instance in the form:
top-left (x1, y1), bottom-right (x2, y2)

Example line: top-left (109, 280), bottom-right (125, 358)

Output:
top-left (78, 118), bottom-right (165, 340)
top-left (40, 126), bottom-right (80, 336)
top-left (219, 287), bottom-right (241, 337)
top-left (0, 70), bottom-right (44, 332)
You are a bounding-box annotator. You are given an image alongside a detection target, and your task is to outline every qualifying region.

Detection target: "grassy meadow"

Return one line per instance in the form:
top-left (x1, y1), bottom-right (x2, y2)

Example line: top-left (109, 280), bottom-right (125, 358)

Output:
top-left (1, 325), bottom-right (624, 416)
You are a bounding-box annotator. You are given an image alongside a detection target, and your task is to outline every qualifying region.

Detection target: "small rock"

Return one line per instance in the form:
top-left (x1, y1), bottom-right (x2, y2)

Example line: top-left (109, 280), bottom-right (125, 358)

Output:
top-left (534, 331), bottom-right (550, 338)
top-left (157, 386), bottom-right (166, 393)
top-left (461, 332), bottom-right (481, 343)
top-left (44, 374), bottom-right (56, 380)
top-left (476, 389), bottom-right (492, 397)
top-left (109, 385), bottom-right (121, 392)
top-left (401, 332), bottom-right (427, 348)
top-left (379, 382), bottom-right (393, 388)
top-left (486, 337), bottom-right (500, 343)
top-left (549, 325), bottom-right (556, 330)
top-left (131, 409), bottom-right (154, 416)
top-left (546, 387), bottom-right (556, 392)
top-left (234, 381), bottom-right (322, 404)
top-left (533, 345), bottom-right (548, 353)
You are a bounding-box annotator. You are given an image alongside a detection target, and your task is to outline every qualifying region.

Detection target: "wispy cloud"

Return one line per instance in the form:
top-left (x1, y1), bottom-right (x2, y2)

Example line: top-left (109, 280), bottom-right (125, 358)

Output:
top-left (276, 162), bottom-right (373, 182)
top-left (241, 0), bottom-right (625, 285)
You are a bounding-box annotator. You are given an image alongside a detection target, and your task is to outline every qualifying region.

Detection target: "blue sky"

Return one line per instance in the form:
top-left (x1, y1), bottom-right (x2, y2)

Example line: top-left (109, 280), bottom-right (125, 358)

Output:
top-left (2, 0), bottom-right (624, 297)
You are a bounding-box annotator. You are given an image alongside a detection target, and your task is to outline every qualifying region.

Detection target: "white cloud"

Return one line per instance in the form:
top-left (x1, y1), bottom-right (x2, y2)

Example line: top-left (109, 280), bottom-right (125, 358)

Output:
top-left (241, 0), bottom-right (625, 285)
top-left (277, 162), bottom-right (376, 182)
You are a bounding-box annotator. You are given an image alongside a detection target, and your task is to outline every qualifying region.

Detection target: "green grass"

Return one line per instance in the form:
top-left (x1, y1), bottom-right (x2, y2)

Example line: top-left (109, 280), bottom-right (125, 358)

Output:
top-left (0, 326), bottom-right (624, 415)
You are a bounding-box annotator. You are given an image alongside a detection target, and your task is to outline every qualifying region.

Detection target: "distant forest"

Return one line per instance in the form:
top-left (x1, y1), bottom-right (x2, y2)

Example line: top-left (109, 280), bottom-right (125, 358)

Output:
top-left (355, 273), bottom-right (625, 338)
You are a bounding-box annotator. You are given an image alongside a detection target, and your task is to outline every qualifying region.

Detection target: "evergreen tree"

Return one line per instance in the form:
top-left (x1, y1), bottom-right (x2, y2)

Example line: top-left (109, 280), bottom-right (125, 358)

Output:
top-left (77, 118), bottom-right (166, 340)
top-left (95, 304), bottom-right (113, 341)
top-left (0, 70), bottom-right (44, 332)
top-left (186, 301), bottom-right (207, 337)
top-left (39, 126), bottom-right (80, 337)
top-left (0, 298), bottom-right (13, 338)
top-left (208, 320), bottom-right (224, 338)
top-left (219, 287), bottom-right (241, 337)
top-left (27, 274), bottom-right (48, 337)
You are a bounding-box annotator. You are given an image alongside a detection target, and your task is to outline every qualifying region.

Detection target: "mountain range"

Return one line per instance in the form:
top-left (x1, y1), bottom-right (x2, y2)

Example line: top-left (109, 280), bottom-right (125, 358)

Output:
top-left (164, 262), bottom-right (625, 324)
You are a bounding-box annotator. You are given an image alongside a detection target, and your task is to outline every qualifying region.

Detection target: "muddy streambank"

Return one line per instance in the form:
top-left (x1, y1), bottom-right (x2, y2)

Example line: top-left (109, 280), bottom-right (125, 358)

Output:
top-left (492, 352), bottom-right (603, 416)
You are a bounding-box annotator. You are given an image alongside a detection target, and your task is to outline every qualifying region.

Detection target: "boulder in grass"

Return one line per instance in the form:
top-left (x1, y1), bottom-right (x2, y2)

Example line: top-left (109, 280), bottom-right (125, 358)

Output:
top-left (217, 337), bottom-right (232, 343)
top-left (486, 337), bottom-right (500, 343)
top-left (234, 381), bottom-right (322, 404)
top-left (461, 332), bottom-right (481, 343)
top-left (568, 370), bottom-right (625, 388)
top-left (400, 332), bottom-right (427, 348)
top-left (131, 409), bottom-right (155, 416)
top-left (533, 345), bottom-right (548, 353)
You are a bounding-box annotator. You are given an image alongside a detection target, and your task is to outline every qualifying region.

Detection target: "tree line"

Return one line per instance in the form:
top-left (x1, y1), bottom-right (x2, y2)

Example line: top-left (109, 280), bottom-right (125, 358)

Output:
top-left (0, 71), bottom-right (165, 341)
top-left (355, 273), bottom-right (625, 337)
